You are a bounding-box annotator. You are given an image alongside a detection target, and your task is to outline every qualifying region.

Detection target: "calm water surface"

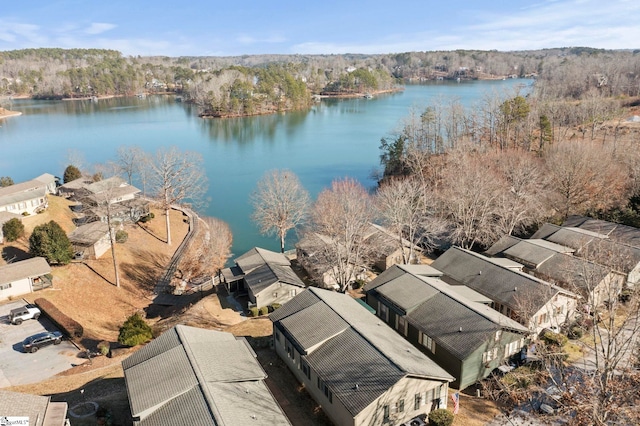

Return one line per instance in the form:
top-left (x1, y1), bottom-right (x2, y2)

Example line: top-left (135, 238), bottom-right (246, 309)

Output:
top-left (0, 80), bottom-right (529, 257)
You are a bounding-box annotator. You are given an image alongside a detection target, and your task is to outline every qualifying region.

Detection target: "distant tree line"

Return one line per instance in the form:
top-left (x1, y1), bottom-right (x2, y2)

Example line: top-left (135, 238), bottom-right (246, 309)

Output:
top-left (2, 47), bottom-right (638, 115)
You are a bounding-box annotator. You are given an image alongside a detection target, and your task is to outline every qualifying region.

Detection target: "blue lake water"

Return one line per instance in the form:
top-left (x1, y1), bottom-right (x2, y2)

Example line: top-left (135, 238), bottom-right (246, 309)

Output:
top-left (0, 79), bottom-right (529, 257)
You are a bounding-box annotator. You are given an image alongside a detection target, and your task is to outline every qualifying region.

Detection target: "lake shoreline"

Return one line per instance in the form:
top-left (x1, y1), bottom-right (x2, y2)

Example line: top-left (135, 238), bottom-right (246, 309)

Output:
top-left (0, 108), bottom-right (22, 119)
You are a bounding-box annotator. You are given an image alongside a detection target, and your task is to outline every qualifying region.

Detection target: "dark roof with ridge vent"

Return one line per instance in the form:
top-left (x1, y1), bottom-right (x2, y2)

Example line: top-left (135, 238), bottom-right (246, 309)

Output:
top-left (431, 247), bottom-right (574, 313)
top-left (122, 325), bottom-right (290, 426)
top-left (270, 287), bottom-right (453, 416)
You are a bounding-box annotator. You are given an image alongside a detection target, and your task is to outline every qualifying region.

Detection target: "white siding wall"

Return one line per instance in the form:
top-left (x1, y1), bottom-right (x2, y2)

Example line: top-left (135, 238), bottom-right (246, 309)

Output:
top-left (0, 277), bottom-right (33, 301)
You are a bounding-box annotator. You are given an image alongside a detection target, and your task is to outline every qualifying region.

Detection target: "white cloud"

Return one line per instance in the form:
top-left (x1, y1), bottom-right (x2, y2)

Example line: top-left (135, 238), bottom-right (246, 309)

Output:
top-left (84, 22), bottom-right (116, 35)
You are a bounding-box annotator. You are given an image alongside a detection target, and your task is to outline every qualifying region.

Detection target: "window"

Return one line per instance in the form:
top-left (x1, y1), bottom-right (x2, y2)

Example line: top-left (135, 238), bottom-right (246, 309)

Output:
top-left (383, 405), bottom-right (390, 423)
top-left (414, 393), bottom-right (422, 410)
top-left (286, 340), bottom-right (293, 359)
top-left (397, 399), bottom-right (404, 413)
top-left (0, 283), bottom-right (12, 291)
top-left (273, 292), bottom-right (278, 298)
top-left (396, 315), bottom-right (408, 336)
top-left (420, 332), bottom-right (435, 354)
top-left (495, 330), bottom-right (502, 342)
top-left (483, 347), bottom-right (499, 363)
top-left (317, 378), bottom-right (333, 403)
top-left (290, 289), bottom-right (297, 297)
top-left (301, 360), bottom-right (311, 379)
top-left (378, 302), bottom-right (389, 322)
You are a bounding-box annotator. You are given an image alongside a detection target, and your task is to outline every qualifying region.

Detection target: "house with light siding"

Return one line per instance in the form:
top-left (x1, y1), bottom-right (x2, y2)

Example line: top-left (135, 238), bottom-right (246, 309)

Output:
top-left (487, 236), bottom-right (624, 307)
top-left (431, 247), bottom-right (579, 334)
top-left (365, 264), bottom-right (529, 390)
top-left (0, 257), bottom-right (52, 301)
top-left (68, 221), bottom-right (111, 259)
top-left (122, 324), bottom-right (291, 426)
top-left (270, 287), bottom-right (454, 426)
top-left (0, 173), bottom-right (57, 215)
top-left (221, 247), bottom-right (305, 309)
top-left (532, 221), bottom-right (640, 286)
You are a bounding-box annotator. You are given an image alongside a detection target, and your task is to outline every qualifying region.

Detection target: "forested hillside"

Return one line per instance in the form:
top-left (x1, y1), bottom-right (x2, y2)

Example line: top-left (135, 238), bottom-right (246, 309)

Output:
top-left (1, 47), bottom-right (639, 117)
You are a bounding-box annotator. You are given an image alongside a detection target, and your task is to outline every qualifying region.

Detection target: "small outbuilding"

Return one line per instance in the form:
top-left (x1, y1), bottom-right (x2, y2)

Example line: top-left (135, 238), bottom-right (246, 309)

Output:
top-left (68, 221), bottom-right (111, 259)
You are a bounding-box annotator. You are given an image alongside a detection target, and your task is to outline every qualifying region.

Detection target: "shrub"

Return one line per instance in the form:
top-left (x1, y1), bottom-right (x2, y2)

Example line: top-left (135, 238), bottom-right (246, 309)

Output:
top-left (118, 313), bottom-right (153, 347)
top-left (29, 220), bottom-right (73, 265)
top-left (2, 218), bottom-right (25, 242)
top-left (138, 212), bottom-right (155, 223)
top-left (21, 211), bottom-right (30, 216)
top-left (63, 165), bottom-right (81, 183)
top-left (542, 330), bottom-right (568, 347)
top-left (271, 303), bottom-right (281, 311)
top-left (248, 307), bottom-right (259, 317)
top-left (352, 279), bottom-right (366, 289)
top-left (115, 230), bottom-right (128, 243)
top-left (0, 176), bottom-right (14, 187)
top-left (259, 306), bottom-right (269, 316)
top-left (428, 408), bottom-right (454, 426)
top-left (97, 341), bottom-right (110, 356)
top-left (567, 325), bottom-right (584, 339)
top-left (34, 298), bottom-right (84, 339)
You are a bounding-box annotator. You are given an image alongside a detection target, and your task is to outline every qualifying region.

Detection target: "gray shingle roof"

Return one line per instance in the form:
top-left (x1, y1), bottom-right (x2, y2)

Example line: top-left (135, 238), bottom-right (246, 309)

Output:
top-left (369, 266), bottom-right (528, 360)
top-left (374, 273), bottom-right (439, 313)
top-left (534, 253), bottom-right (611, 292)
top-left (271, 287), bottom-right (453, 417)
top-left (235, 247), bottom-right (290, 274)
top-left (0, 390), bottom-right (51, 426)
top-left (0, 257), bottom-right (51, 286)
top-left (503, 240), bottom-right (558, 268)
top-left (484, 235), bottom-right (521, 256)
top-left (123, 325), bottom-right (290, 426)
top-left (306, 327), bottom-right (406, 415)
top-left (408, 293), bottom-right (505, 359)
top-left (68, 221), bottom-right (109, 245)
top-left (279, 301), bottom-right (349, 352)
top-left (245, 263), bottom-right (305, 295)
top-left (432, 247), bottom-right (571, 313)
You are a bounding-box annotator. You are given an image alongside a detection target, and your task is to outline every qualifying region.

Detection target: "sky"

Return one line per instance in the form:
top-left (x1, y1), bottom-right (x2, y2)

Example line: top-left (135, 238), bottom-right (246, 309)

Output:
top-left (1, 0), bottom-right (638, 57)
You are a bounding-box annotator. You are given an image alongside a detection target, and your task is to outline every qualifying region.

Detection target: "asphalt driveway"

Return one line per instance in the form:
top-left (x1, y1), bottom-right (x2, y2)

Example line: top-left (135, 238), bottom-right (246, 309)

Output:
top-left (0, 299), bottom-right (80, 387)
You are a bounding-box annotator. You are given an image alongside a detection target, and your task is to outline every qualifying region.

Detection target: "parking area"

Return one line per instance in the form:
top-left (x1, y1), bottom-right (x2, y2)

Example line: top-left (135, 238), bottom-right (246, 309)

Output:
top-left (0, 299), bottom-right (81, 387)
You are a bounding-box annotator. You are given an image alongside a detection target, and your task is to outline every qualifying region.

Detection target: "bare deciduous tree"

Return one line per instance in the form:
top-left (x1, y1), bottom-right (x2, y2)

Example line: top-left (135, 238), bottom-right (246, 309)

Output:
top-left (178, 216), bottom-right (233, 280)
top-left (116, 145), bottom-right (143, 185)
top-left (148, 147), bottom-right (207, 245)
top-left (544, 140), bottom-right (627, 220)
top-left (305, 178), bottom-right (374, 292)
top-left (376, 177), bottom-right (445, 262)
top-left (251, 169), bottom-right (309, 253)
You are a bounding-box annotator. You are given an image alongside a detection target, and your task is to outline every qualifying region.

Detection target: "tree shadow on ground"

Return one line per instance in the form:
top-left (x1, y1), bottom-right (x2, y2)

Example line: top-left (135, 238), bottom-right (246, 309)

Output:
top-left (136, 222), bottom-right (166, 243)
top-left (120, 248), bottom-right (169, 292)
top-left (2, 246), bottom-right (32, 262)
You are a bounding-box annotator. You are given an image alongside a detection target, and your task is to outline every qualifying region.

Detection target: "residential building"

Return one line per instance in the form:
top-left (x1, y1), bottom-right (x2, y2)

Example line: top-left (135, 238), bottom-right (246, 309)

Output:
top-left (270, 287), bottom-right (454, 426)
top-left (0, 257), bottom-right (52, 301)
top-left (122, 324), bottom-right (291, 426)
top-left (487, 236), bottom-right (624, 306)
top-left (59, 175), bottom-right (148, 223)
top-left (220, 247), bottom-right (305, 309)
top-left (0, 173), bottom-right (57, 215)
top-left (0, 390), bottom-right (68, 426)
top-left (431, 247), bottom-right (579, 334)
top-left (365, 264), bottom-right (528, 390)
top-left (68, 221), bottom-right (111, 259)
top-left (532, 221), bottom-right (640, 286)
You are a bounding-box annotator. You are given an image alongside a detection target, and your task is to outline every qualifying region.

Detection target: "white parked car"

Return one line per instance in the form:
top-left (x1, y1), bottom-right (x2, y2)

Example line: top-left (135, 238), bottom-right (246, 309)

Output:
top-left (9, 304), bottom-right (41, 325)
